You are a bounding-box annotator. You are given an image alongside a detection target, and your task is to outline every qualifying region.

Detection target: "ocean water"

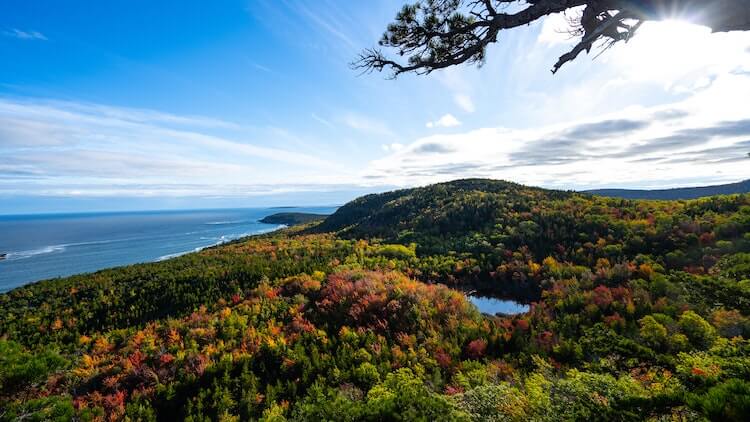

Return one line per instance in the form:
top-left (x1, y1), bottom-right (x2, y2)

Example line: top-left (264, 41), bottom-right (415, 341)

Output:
top-left (0, 207), bottom-right (336, 292)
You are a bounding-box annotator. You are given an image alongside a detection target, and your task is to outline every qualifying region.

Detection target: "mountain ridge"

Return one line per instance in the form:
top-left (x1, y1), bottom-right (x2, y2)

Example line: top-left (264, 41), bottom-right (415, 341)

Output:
top-left (585, 179), bottom-right (750, 200)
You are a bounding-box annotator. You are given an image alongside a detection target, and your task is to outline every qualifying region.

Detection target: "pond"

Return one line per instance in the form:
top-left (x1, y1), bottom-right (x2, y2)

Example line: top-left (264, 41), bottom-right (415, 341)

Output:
top-left (468, 294), bottom-right (529, 316)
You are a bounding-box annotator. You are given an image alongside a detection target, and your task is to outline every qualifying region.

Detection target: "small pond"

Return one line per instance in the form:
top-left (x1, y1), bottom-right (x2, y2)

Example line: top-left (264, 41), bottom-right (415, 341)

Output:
top-left (468, 294), bottom-right (529, 316)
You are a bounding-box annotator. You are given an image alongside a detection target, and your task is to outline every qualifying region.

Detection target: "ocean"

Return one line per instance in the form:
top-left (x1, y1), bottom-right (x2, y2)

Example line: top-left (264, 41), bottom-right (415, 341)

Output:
top-left (0, 206), bottom-right (336, 292)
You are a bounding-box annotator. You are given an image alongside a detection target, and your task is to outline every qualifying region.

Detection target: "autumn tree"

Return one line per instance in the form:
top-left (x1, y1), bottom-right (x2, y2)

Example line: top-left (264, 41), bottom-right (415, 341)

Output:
top-left (355, 0), bottom-right (750, 76)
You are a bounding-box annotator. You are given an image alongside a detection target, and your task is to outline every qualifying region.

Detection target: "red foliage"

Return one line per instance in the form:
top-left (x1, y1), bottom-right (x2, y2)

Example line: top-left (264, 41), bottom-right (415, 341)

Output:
top-left (159, 353), bottom-right (175, 366)
top-left (536, 331), bottom-right (555, 351)
top-left (691, 367), bottom-right (706, 376)
top-left (287, 315), bottom-right (316, 340)
top-left (466, 339), bottom-right (487, 359)
top-left (444, 385), bottom-right (464, 395)
top-left (610, 286), bottom-right (630, 302)
top-left (315, 270), bottom-right (476, 336)
top-left (591, 285), bottom-right (613, 308)
top-left (434, 348), bottom-right (452, 368)
top-left (515, 319), bottom-right (530, 331)
top-left (103, 390), bottom-right (126, 418)
top-left (604, 312), bottom-right (626, 330)
top-left (128, 350), bottom-right (145, 369)
top-left (699, 232), bottom-right (715, 246)
top-left (685, 265), bottom-right (705, 275)
top-left (187, 354), bottom-right (209, 376)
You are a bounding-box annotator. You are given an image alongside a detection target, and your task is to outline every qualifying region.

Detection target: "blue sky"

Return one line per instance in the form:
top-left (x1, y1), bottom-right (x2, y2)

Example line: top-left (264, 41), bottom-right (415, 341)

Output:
top-left (1, 1), bottom-right (749, 213)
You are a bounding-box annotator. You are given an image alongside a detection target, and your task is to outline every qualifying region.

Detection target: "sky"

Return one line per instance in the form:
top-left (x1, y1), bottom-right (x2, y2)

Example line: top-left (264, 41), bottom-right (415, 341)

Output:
top-left (1, 0), bottom-right (749, 213)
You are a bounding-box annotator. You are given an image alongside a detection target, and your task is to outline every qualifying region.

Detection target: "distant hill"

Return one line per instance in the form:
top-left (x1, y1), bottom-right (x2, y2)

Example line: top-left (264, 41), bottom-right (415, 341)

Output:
top-left (585, 179), bottom-right (750, 200)
top-left (259, 212), bottom-right (328, 225)
top-left (312, 178), bottom-right (574, 252)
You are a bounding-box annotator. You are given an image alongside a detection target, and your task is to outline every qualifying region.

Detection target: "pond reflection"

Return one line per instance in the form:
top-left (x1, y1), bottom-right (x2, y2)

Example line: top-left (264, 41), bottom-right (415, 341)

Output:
top-left (468, 294), bottom-right (529, 316)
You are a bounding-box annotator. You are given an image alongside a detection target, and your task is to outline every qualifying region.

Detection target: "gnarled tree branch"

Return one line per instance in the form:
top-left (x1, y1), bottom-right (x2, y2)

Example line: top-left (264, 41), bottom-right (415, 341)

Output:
top-left (354, 0), bottom-right (750, 77)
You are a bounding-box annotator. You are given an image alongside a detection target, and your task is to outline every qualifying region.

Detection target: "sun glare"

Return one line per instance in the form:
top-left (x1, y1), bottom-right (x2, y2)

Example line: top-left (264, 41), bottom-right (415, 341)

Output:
top-left (620, 20), bottom-right (716, 79)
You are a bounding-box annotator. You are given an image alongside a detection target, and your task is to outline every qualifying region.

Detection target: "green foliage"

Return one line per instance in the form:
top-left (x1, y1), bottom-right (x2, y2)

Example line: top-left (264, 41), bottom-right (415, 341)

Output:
top-left (1, 180), bottom-right (749, 421)
top-left (362, 368), bottom-right (468, 421)
top-left (688, 379), bottom-right (750, 422)
top-left (0, 340), bottom-right (66, 396)
top-left (640, 316), bottom-right (668, 349)
top-left (678, 311), bottom-right (717, 349)
top-left (715, 252), bottom-right (750, 280)
top-left (454, 383), bottom-right (529, 421)
top-left (0, 395), bottom-right (75, 422)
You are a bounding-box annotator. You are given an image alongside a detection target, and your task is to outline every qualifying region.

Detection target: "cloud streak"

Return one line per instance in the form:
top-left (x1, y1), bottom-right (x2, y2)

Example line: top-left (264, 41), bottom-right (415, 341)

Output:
top-left (0, 97), bottom-right (350, 197)
top-left (3, 29), bottom-right (47, 40)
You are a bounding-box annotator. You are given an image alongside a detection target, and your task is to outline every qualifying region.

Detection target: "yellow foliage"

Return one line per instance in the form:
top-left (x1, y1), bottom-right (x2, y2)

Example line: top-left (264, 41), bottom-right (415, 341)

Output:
top-left (93, 336), bottom-right (111, 354)
top-left (528, 261), bottom-right (541, 275)
top-left (542, 256), bottom-right (559, 270)
top-left (81, 354), bottom-right (96, 367)
top-left (51, 318), bottom-right (63, 330)
top-left (167, 328), bottom-right (181, 345)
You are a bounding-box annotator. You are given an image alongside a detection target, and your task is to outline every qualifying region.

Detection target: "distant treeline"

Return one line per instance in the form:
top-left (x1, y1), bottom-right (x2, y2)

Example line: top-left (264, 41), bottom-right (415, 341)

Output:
top-left (586, 179), bottom-right (750, 200)
top-left (259, 212), bottom-right (329, 225)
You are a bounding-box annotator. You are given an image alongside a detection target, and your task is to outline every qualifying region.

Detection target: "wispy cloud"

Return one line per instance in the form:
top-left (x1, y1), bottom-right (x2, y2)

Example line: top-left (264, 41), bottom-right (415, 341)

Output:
top-left (454, 94), bottom-right (475, 113)
top-left (365, 73), bottom-right (750, 190)
top-left (311, 113), bottom-right (335, 129)
top-left (288, 0), bottom-right (357, 50)
top-left (251, 62), bottom-right (272, 73)
top-left (381, 143), bottom-right (404, 153)
top-left (341, 112), bottom-right (395, 137)
top-left (4, 28), bottom-right (47, 40)
top-left (426, 114), bottom-right (461, 128)
top-left (0, 97), bottom-right (350, 197)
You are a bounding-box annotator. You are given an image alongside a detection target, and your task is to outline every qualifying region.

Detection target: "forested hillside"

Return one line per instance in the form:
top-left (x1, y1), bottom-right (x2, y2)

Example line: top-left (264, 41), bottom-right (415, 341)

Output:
top-left (2, 179), bottom-right (750, 421)
top-left (586, 179), bottom-right (750, 200)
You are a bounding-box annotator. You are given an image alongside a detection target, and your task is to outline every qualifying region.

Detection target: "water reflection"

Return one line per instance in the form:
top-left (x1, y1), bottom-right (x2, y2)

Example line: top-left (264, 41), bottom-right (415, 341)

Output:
top-left (468, 294), bottom-right (529, 316)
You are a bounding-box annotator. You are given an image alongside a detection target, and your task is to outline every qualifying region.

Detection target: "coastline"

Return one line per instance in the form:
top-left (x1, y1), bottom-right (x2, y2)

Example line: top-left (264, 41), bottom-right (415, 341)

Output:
top-left (0, 206), bottom-right (335, 293)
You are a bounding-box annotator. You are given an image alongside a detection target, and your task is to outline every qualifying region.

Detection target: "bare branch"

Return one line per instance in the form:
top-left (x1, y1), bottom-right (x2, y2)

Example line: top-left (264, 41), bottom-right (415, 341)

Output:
top-left (357, 0), bottom-right (750, 77)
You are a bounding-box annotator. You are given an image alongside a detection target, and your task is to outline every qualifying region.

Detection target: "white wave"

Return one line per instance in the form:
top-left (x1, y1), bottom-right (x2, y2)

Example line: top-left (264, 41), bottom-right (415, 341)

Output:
top-left (204, 220), bottom-right (246, 225)
top-left (1, 236), bottom-right (149, 262)
top-left (3, 245), bottom-right (66, 261)
top-left (155, 251), bottom-right (189, 261)
top-left (152, 225), bottom-right (287, 263)
top-left (60, 238), bottom-right (130, 247)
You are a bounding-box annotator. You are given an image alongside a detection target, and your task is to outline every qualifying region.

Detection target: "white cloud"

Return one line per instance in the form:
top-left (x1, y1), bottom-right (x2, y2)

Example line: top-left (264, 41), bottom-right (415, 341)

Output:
top-left (0, 97), bottom-right (352, 197)
top-left (4, 29), bottom-right (47, 40)
top-left (454, 94), bottom-right (475, 113)
top-left (603, 21), bottom-right (750, 87)
top-left (537, 8), bottom-right (581, 45)
top-left (426, 114), bottom-right (462, 128)
top-left (517, 18), bottom-right (750, 131)
top-left (381, 143), bottom-right (404, 152)
top-left (364, 73), bottom-right (750, 190)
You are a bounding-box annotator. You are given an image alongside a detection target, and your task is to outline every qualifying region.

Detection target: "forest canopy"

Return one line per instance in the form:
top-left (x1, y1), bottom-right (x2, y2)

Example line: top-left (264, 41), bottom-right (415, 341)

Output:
top-left (1, 179), bottom-right (750, 420)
